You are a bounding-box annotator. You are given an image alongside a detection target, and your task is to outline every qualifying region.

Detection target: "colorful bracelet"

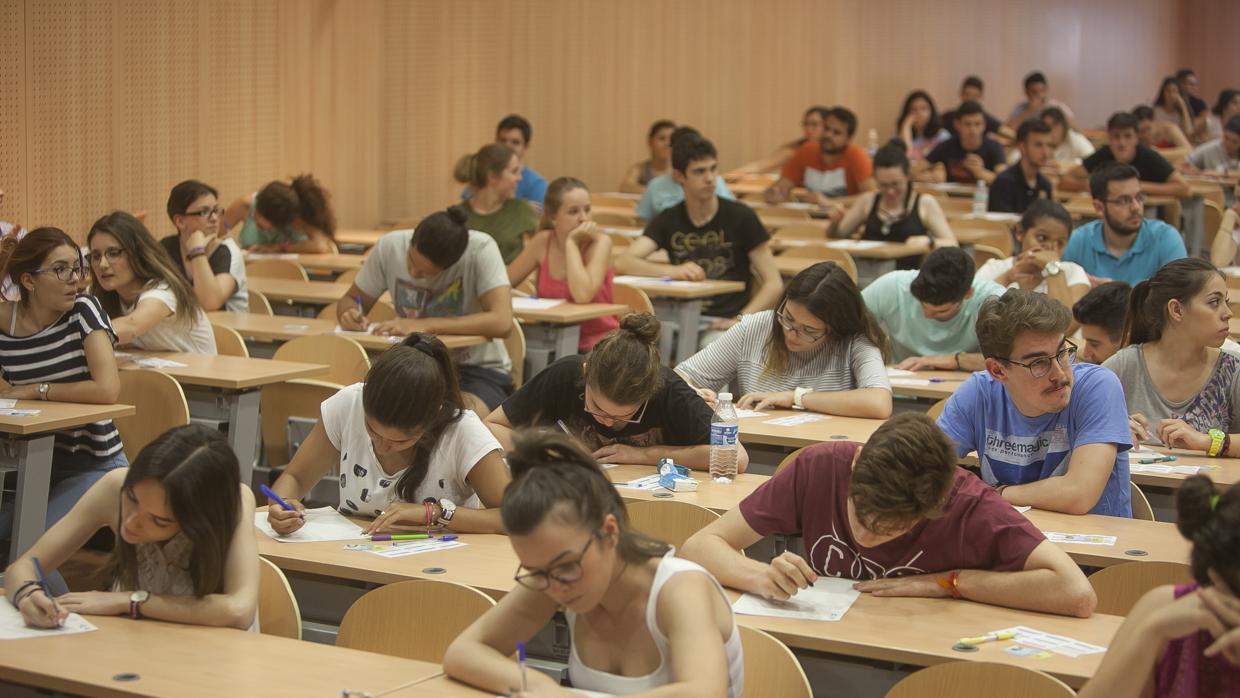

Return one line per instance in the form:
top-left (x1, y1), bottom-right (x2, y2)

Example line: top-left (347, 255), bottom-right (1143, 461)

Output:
top-left (186, 246), bottom-right (207, 260)
top-left (936, 570), bottom-right (962, 599)
top-left (1208, 429), bottom-right (1226, 457)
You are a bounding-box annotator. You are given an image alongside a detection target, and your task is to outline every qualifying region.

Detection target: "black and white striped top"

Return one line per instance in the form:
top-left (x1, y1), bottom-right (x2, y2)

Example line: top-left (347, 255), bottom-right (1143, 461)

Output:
top-left (0, 296), bottom-right (123, 457)
top-left (675, 310), bottom-right (891, 396)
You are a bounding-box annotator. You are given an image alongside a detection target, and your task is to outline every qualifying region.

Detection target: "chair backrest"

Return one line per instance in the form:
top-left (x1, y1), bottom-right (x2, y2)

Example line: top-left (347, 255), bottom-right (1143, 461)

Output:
top-left (335, 268), bottom-right (359, 286)
top-left (740, 626), bottom-right (811, 698)
top-left (260, 379), bottom-right (343, 468)
top-left (591, 193), bottom-right (638, 210)
top-left (758, 206), bottom-right (812, 221)
top-left (505, 318), bottom-right (526, 388)
top-left (336, 579), bottom-right (497, 662)
top-left (613, 282), bottom-right (655, 315)
top-left (316, 299), bottom-right (397, 323)
top-left (592, 210), bottom-right (641, 227)
top-left (1130, 481), bottom-right (1155, 521)
top-left (273, 335), bottom-right (371, 385)
top-left (774, 445), bottom-right (810, 475)
top-left (971, 244), bottom-right (1007, 269)
top-left (770, 222), bottom-right (828, 240)
top-left (886, 661), bottom-right (1075, 698)
top-left (1089, 561), bottom-right (1193, 616)
top-left (626, 500), bottom-right (721, 550)
top-left (246, 259), bottom-right (309, 281)
top-left (778, 247), bottom-right (859, 284)
top-left (935, 196), bottom-right (975, 215)
top-left (257, 557), bottom-right (301, 640)
top-left (211, 324), bottom-right (250, 358)
top-left (926, 398), bottom-right (948, 421)
top-left (114, 369), bottom-right (191, 463)
top-left (1204, 199), bottom-right (1224, 253)
top-left (247, 289), bottom-right (274, 316)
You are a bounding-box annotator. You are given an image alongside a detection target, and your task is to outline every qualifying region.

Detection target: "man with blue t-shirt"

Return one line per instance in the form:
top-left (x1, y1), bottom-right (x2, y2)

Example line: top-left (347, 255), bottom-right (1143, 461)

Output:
top-left (1062, 162), bottom-right (1186, 285)
top-left (937, 289), bottom-right (1133, 517)
top-left (636, 126), bottom-right (736, 221)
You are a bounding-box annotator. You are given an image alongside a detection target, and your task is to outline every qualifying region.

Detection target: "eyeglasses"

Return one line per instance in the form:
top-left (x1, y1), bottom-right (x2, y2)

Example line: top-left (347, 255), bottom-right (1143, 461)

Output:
top-left (513, 534), bottom-right (596, 591)
top-left (876, 179), bottom-right (906, 191)
top-left (775, 301), bottom-right (827, 342)
top-left (184, 205), bottom-right (224, 219)
top-left (32, 263), bottom-right (85, 282)
top-left (86, 247), bottom-right (125, 265)
top-left (581, 390), bottom-right (648, 424)
top-left (999, 339), bottom-right (1077, 379)
top-left (1104, 193), bottom-right (1147, 208)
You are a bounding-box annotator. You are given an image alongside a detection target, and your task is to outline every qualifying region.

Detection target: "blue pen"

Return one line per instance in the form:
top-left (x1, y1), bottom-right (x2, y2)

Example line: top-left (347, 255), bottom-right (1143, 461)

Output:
top-left (260, 484), bottom-right (304, 519)
top-left (517, 640), bottom-right (528, 692)
top-left (440, 535), bottom-right (459, 542)
top-left (32, 557), bottom-right (63, 627)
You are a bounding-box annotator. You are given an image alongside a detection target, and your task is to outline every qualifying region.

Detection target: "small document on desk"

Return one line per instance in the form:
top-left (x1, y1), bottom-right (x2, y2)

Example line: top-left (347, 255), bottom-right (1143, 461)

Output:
top-left (0, 408), bottom-right (40, 417)
top-left (334, 325), bottom-right (402, 342)
top-left (0, 600), bottom-right (96, 640)
top-left (734, 409), bottom-right (768, 419)
top-left (512, 297), bottom-right (565, 311)
top-left (114, 352), bottom-right (188, 369)
top-left (826, 240), bottom-right (883, 250)
top-left (764, 414), bottom-right (828, 427)
top-left (245, 252), bottom-right (299, 260)
top-left (733, 577), bottom-right (860, 621)
top-left (352, 539), bottom-right (467, 558)
top-left (1130, 463), bottom-right (1209, 475)
top-left (253, 507), bottom-right (366, 543)
top-left (615, 474), bottom-right (664, 491)
top-left (991, 626), bottom-right (1106, 658)
top-left (1044, 532), bottom-right (1117, 546)
top-left (885, 368), bottom-right (915, 377)
top-left (612, 275), bottom-right (702, 288)
top-left (889, 378), bottom-right (931, 386)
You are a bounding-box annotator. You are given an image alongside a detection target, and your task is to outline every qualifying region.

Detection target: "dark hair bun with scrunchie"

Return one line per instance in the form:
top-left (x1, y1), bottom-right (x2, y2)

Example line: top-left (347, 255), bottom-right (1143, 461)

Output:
top-left (618, 312), bottom-right (661, 346)
top-left (1176, 475), bottom-right (1240, 592)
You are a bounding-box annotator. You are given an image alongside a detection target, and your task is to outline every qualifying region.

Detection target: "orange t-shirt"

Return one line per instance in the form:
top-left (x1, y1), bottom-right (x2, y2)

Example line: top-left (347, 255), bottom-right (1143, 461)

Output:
top-left (780, 141), bottom-right (873, 196)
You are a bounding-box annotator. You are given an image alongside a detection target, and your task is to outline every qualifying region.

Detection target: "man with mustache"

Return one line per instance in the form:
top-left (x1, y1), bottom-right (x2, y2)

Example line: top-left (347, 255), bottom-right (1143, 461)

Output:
top-left (937, 289), bottom-right (1134, 517)
top-left (1062, 162), bottom-right (1187, 285)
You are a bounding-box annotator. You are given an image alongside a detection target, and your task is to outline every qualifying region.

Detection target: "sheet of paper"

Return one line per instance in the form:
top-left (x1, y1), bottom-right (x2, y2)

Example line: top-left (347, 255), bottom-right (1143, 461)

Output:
top-left (0, 409), bottom-right (40, 417)
top-left (1013, 505), bottom-right (1032, 513)
top-left (764, 414), bottom-right (828, 427)
top-left (245, 252), bottom-right (299, 260)
top-left (960, 212), bottom-right (1020, 222)
top-left (826, 240), bottom-right (883, 250)
top-left (885, 368), bottom-right (915, 377)
top-left (614, 474), bottom-right (664, 491)
top-left (0, 600), bottom-right (97, 640)
top-left (733, 577), bottom-right (860, 621)
top-left (333, 325), bottom-right (402, 343)
top-left (1044, 532), bottom-right (1117, 546)
top-left (115, 352), bottom-right (188, 369)
top-left (359, 539), bottom-right (467, 558)
top-left (734, 409), bottom-right (769, 419)
top-left (612, 275), bottom-right (704, 289)
top-left (992, 625), bottom-right (1106, 658)
top-left (0, 399), bottom-right (16, 408)
top-left (1129, 446), bottom-right (1172, 461)
top-left (888, 378), bottom-right (931, 386)
top-left (253, 506), bottom-right (367, 543)
top-left (512, 297), bottom-right (566, 311)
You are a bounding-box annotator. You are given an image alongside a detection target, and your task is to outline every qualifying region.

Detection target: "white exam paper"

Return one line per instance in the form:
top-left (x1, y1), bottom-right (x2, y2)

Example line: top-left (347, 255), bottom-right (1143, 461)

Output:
top-left (733, 577), bottom-right (860, 621)
top-left (512, 297), bottom-right (566, 311)
top-left (0, 600), bottom-right (97, 640)
top-left (992, 625), bottom-right (1106, 657)
top-left (367, 539), bottom-right (467, 558)
top-left (826, 240), bottom-right (883, 250)
top-left (254, 506), bottom-right (367, 543)
top-left (734, 409), bottom-right (769, 419)
top-left (889, 378), bottom-right (931, 386)
top-left (115, 352), bottom-right (188, 369)
top-left (885, 368), bottom-right (915, 377)
top-left (1044, 532), bottom-right (1117, 546)
top-left (764, 414), bottom-right (828, 427)
top-left (614, 474), bottom-right (664, 491)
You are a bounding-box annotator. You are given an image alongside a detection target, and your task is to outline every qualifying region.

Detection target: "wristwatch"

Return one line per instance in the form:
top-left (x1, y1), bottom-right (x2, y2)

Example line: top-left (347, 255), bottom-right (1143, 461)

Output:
top-left (437, 499), bottom-right (457, 527)
top-left (36, 383), bottom-right (50, 401)
top-left (793, 387), bottom-right (813, 410)
top-left (129, 590), bottom-right (149, 619)
top-left (1041, 261), bottom-right (1062, 279)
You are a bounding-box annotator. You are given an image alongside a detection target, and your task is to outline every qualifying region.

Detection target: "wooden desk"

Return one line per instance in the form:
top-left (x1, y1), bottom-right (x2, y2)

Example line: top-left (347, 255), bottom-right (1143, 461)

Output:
top-left (611, 276), bottom-right (746, 364)
top-left (206, 311), bottom-right (488, 354)
top-left (738, 409), bottom-right (885, 449)
top-left (771, 238), bottom-right (926, 286)
top-left (119, 351), bottom-right (326, 485)
top-left (513, 301), bottom-right (629, 376)
top-left (334, 227), bottom-right (387, 250)
top-left (0, 614), bottom-right (443, 698)
top-left (245, 251), bottom-right (367, 274)
top-left (914, 182), bottom-right (982, 197)
top-left (248, 277), bottom-right (350, 306)
top-left (887, 369), bottom-right (969, 400)
top-left (960, 444), bottom-right (1240, 492)
top-left (0, 401), bottom-right (135, 560)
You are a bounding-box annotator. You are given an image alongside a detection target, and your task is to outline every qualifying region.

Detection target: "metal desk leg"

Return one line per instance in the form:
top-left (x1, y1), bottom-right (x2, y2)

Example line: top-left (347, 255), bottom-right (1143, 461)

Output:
top-left (1181, 196), bottom-right (1204, 257)
top-left (10, 435), bottom-right (55, 560)
top-left (520, 324), bottom-right (582, 378)
top-left (855, 259), bottom-right (896, 288)
top-left (226, 391), bottom-right (261, 487)
top-left (672, 299), bottom-right (704, 364)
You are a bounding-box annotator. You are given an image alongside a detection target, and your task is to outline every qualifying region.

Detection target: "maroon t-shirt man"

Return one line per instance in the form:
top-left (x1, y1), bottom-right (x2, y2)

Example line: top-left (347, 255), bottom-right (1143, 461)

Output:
top-left (739, 441), bottom-right (1045, 580)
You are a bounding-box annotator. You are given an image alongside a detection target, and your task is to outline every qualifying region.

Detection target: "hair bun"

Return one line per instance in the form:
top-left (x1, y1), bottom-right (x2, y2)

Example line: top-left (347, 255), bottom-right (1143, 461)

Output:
top-left (619, 312), bottom-right (661, 346)
top-left (445, 204), bottom-right (470, 226)
top-left (508, 430), bottom-right (602, 481)
top-left (1176, 474), bottom-right (1217, 540)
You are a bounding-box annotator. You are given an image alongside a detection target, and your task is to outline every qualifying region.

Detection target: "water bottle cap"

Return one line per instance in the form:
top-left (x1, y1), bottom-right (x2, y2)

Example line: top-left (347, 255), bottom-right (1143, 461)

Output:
top-left (719, 392), bottom-right (732, 402)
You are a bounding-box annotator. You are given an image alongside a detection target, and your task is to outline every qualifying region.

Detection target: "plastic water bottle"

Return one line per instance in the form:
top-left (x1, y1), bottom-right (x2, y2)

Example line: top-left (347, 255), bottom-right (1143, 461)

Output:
top-left (972, 180), bottom-right (987, 215)
top-left (709, 393), bottom-right (739, 483)
top-left (866, 128), bottom-right (880, 157)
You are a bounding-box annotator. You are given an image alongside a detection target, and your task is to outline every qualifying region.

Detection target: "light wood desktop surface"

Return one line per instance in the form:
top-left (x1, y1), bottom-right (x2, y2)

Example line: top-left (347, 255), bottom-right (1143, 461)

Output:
top-left (612, 277), bottom-right (746, 300)
top-left (245, 251), bottom-right (367, 273)
top-left (248, 277), bottom-right (350, 305)
top-left (771, 237), bottom-right (928, 260)
top-left (0, 401), bottom-right (134, 436)
top-left (335, 228), bottom-right (388, 248)
top-left (0, 614), bottom-right (443, 698)
top-left (117, 351), bottom-right (327, 391)
top-left (738, 409), bottom-right (885, 449)
top-left (887, 369), bottom-right (969, 400)
top-left (206, 311), bottom-right (488, 352)
top-left (958, 446), bottom-right (1240, 491)
top-left (513, 301), bottom-right (629, 325)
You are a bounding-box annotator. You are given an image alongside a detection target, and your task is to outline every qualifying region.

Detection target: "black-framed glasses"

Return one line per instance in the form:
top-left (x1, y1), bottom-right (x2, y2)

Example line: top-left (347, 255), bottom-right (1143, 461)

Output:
top-left (581, 390), bottom-right (648, 424)
top-left (775, 301), bottom-right (827, 342)
top-left (185, 205), bottom-right (224, 219)
top-left (86, 247), bottom-right (125, 265)
top-left (514, 534), bottom-right (596, 591)
top-left (1104, 193), bottom-right (1147, 208)
top-left (999, 339), bottom-right (1077, 379)
top-left (32, 263), bottom-right (85, 282)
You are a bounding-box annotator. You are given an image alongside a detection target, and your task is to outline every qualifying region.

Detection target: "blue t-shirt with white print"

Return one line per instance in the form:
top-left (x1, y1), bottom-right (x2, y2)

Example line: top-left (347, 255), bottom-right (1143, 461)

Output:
top-left (936, 362), bottom-right (1133, 517)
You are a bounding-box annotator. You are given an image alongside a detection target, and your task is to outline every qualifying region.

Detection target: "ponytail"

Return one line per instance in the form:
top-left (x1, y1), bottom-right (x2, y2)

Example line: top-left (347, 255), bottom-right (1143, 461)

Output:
top-left (585, 313), bottom-right (662, 405)
top-left (290, 174), bottom-right (335, 238)
top-left (453, 143), bottom-right (515, 190)
top-left (1176, 476), bottom-right (1240, 595)
top-left (1121, 258), bottom-right (1221, 346)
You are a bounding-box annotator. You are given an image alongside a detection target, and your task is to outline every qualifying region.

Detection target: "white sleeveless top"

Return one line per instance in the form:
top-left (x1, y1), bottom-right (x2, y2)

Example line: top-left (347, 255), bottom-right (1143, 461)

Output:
top-left (565, 552), bottom-right (744, 697)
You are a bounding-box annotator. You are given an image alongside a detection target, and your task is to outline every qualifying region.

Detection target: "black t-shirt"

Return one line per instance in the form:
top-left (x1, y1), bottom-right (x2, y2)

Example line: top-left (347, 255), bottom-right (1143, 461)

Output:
top-left (1082, 145), bottom-right (1175, 183)
top-left (159, 235), bottom-right (232, 281)
top-left (987, 165), bottom-right (1052, 214)
top-left (926, 136), bottom-right (1007, 184)
top-left (1188, 95), bottom-right (1208, 119)
top-left (641, 198), bottom-right (769, 318)
top-left (942, 109), bottom-right (1003, 137)
top-left (500, 355), bottom-right (713, 452)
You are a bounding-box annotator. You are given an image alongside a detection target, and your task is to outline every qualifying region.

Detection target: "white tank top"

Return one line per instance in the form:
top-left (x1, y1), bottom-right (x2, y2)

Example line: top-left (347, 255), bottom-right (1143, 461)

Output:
top-left (565, 552), bottom-right (744, 697)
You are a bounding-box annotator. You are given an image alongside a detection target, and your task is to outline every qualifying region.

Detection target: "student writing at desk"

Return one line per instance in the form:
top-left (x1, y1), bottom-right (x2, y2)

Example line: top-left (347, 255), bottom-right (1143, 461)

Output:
top-left (266, 334), bottom-right (508, 535)
top-left (445, 431), bottom-right (744, 697)
top-left (485, 314), bottom-right (746, 472)
top-left (0, 228), bottom-right (126, 559)
top-left (222, 175), bottom-right (337, 253)
top-left (5, 425), bottom-right (258, 630)
top-left (680, 413), bottom-right (1096, 617)
top-left (1073, 281), bottom-right (1132, 365)
top-left (163, 179), bottom-right (248, 313)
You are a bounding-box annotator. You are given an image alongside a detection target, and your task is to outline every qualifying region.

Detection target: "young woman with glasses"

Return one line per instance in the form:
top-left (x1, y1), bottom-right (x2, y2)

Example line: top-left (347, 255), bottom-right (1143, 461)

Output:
top-left (676, 262), bottom-right (893, 418)
top-left (445, 431), bottom-right (744, 697)
top-left (485, 313), bottom-right (745, 471)
top-left (0, 228), bottom-right (126, 562)
top-left (1105, 258), bottom-right (1240, 457)
top-left (162, 180), bottom-right (248, 313)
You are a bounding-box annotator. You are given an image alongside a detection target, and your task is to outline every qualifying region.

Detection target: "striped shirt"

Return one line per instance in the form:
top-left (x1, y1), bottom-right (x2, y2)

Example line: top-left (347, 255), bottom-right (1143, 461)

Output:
top-left (675, 310), bottom-right (891, 396)
top-left (0, 296), bottom-right (123, 457)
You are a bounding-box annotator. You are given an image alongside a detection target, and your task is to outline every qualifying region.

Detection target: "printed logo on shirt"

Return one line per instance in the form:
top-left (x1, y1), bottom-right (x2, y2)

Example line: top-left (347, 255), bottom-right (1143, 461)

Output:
top-left (982, 427), bottom-right (1069, 466)
top-left (394, 277), bottom-right (463, 319)
top-left (807, 522), bottom-right (928, 580)
top-left (668, 229), bottom-right (734, 279)
top-left (573, 420), bottom-right (664, 453)
top-left (804, 168), bottom-right (848, 197)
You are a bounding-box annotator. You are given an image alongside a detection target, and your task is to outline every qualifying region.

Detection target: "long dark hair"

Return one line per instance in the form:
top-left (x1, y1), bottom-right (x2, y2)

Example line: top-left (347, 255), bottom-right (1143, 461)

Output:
top-left (502, 430), bottom-right (669, 563)
top-left (1122, 258), bottom-right (1222, 345)
top-left (896, 90), bottom-right (942, 140)
top-left (0, 227), bottom-right (82, 304)
top-left (453, 143), bottom-right (516, 190)
top-left (88, 211), bottom-right (202, 324)
top-left (766, 262), bottom-right (890, 374)
top-left (1176, 476), bottom-right (1240, 596)
top-left (585, 313), bottom-right (662, 405)
top-left (255, 175), bottom-right (336, 238)
top-left (111, 424), bottom-right (240, 597)
top-left (361, 333), bottom-right (465, 503)
top-left (1152, 76), bottom-right (1181, 111)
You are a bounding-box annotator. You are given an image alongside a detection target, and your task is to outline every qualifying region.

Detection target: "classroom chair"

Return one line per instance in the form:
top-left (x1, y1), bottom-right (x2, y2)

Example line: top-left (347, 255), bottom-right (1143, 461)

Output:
top-left (211, 323), bottom-right (250, 358)
top-left (257, 557), bottom-right (302, 640)
top-left (971, 244), bottom-right (1006, 269)
top-left (926, 398), bottom-right (948, 421)
top-left (885, 661), bottom-right (1074, 698)
top-left (934, 197), bottom-right (975, 216)
top-left (627, 500), bottom-right (720, 550)
top-left (612, 282), bottom-right (655, 315)
top-left (1088, 561), bottom-right (1193, 616)
top-left (739, 626), bottom-right (812, 698)
top-left (114, 369), bottom-right (190, 463)
top-left (956, 219), bottom-right (1015, 257)
top-left (1130, 482), bottom-right (1156, 522)
top-left (774, 445), bottom-right (810, 475)
top-left (316, 299), bottom-right (397, 323)
top-left (592, 210), bottom-right (641, 227)
top-left (1204, 199), bottom-right (1223, 253)
top-left (246, 259), bottom-right (310, 281)
top-left (779, 247), bottom-right (859, 284)
top-left (260, 379), bottom-right (343, 468)
top-left (272, 335), bottom-right (370, 385)
top-left (247, 289), bottom-right (275, 316)
top-left (591, 193), bottom-right (639, 210)
top-left (505, 318), bottom-right (526, 388)
top-left (769, 222), bottom-right (826, 241)
top-left (335, 268), bottom-right (359, 286)
top-left (336, 579), bottom-right (496, 663)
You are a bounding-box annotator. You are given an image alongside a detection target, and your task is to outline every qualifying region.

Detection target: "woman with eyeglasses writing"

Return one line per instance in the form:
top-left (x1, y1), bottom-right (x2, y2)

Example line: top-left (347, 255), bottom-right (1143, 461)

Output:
top-left (444, 431), bottom-right (744, 697)
top-left (1105, 258), bottom-right (1240, 457)
top-left (161, 180), bottom-right (248, 313)
top-left (0, 228), bottom-right (126, 560)
top-left (87, 211), bottom-right (216, 355)
top-left (484, 313), bottom-right (746, 472)
top-left (676, 262), bottom-right (892, 418)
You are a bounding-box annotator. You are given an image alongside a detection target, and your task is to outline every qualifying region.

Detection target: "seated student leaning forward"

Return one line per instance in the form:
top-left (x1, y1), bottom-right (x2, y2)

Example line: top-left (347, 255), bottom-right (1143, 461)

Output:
top-left (680, 413), bottom-right (1096, 618)
top-left (938, 289), bottom-right (1133, 517)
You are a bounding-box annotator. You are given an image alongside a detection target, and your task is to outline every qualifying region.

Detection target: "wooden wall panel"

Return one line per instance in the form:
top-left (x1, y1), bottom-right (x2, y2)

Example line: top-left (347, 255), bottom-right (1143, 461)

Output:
top-left (1177, 0), bottom-right (1240, 110)
top-left (0, 0), bottom-right (25, 229)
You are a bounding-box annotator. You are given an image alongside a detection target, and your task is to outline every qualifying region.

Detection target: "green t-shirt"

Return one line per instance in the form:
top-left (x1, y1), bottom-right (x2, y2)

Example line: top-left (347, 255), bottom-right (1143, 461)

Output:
top-left (861, 270), bottom-right (1005, 362)
top-left (466, 199), bottom-right (538, 264)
